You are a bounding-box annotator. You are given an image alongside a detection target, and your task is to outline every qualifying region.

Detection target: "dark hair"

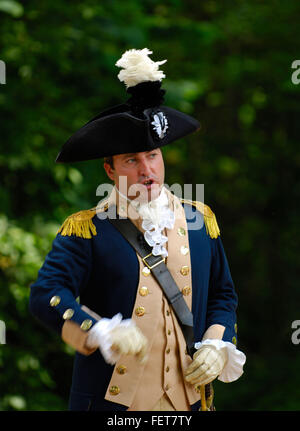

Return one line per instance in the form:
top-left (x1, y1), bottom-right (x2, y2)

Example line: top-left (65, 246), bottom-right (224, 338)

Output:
top-left (103, 156), bottom-right (114, 169)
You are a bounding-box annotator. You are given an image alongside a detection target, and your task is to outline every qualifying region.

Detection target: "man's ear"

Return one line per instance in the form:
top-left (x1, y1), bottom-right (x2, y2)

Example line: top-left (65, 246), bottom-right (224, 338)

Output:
top-left (103, 162), bottom-right (115, 182)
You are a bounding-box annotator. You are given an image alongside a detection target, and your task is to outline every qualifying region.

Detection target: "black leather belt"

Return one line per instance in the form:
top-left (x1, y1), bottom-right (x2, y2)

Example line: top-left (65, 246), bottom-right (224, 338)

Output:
top-left (108, 207), bottom-right (196, 358)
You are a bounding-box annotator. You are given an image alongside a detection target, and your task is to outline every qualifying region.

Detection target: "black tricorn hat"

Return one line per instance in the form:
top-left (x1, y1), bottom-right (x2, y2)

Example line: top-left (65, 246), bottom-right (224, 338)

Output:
top-left (56, 48), bottom-right (200, 163)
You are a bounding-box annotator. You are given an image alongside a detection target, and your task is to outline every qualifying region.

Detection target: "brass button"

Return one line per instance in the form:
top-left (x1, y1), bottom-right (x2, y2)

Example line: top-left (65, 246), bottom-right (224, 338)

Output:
top-left (232, 336), bottom-right (237, 345)
top-left (50, 295), bottom-right (61, 307)
top-left (166, 366), bottom-right (170, 372)
top-left (80, 319), bottom-right (93, 331)
top-left (180, 265), bottom-right (190, 276)
top-left (139, 286), bottom-right (149, 296)
top-left (234, 323), bottom-right (238, 333)
top-left (109, 385), bottom-right (120, 395)
top-left (182, 286), bottom-right (191, 296)
top-left (168, 329), bottom-right (171, 335)
top-left (63, 308), bottom-right (74, 320)
top-left (142, 267), bottom-right (151, 277)
top-left (135, 306), bottom-right (145, 317)
top-left (180, 245), bottom-right (189, 255)
top-left (177, 227), bottom-right (186, 236)
top-left (165, 384), bottom-right (169, 391)
top-left (166, 310), bottom-right (170, 316)
top-left (166, 348), bottom-right (170, 354)
top-left (116, 365), bottom-right (127, 375)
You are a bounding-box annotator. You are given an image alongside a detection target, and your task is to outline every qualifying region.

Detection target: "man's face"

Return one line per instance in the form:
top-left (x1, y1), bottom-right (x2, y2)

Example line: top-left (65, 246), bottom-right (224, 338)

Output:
top-left (104, 148), bottom-right (165, 202)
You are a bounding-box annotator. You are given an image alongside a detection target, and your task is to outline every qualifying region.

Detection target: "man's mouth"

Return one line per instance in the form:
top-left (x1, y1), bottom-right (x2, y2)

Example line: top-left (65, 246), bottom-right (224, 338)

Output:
top-left (142, 179), bottom-right (155, 189)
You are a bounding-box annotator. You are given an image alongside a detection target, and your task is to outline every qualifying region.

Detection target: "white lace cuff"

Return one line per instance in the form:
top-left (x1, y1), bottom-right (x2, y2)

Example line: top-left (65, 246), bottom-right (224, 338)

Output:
top-left (86, 313), bottom-right (135, 365)
top-left (194, 339), bottom-right (246, 383)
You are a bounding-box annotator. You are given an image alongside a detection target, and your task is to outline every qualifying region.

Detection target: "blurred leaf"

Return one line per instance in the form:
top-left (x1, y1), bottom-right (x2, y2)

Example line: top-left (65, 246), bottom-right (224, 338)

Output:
top-left (0, 0), bottom-right (23, 17)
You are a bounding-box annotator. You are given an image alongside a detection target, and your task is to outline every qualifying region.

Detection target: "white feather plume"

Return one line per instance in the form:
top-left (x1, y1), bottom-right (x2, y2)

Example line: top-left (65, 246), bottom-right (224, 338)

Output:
top-left (115, 48), bottom-right (167, 88)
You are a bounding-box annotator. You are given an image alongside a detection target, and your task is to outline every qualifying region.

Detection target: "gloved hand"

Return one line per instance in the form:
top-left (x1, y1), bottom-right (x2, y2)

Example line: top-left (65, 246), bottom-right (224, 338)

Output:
top-left (110, 324), bottom-right (148, 363)
top-left (184, 343), bottom-right (228, 387)
top-left (86, 313), bottom-right (148, 365)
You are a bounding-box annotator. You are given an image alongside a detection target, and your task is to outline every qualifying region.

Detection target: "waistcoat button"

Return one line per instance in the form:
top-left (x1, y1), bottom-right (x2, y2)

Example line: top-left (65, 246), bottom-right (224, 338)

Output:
top-left (142, 267), bottom-right (151, 277)
top-left (135, 306), bottom-right (145, 317)
top-left (180, 245), bottom-right (189, 255)
top-left (139, 286), bottom-right (149, 296)
top-left (182, 286), bottom-right (191, 296)
top-left (117, 365), bottom-right (127, 375)
top-left (177, 227), bottom-right (186, 236)
top-left (180, 265), bottom-right (189, 276)
top-left (109, 385), bottom-right (120, 395)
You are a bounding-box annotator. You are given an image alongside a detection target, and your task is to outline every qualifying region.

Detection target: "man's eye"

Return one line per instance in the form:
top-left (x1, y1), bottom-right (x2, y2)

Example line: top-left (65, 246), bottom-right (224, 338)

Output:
top-left (127, 158), bottom-right (136, 163)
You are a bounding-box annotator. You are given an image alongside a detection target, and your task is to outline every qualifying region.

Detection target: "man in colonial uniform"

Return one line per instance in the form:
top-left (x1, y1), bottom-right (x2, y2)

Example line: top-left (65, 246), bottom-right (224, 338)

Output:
top-left (29, 48), bottom-right (246, 411)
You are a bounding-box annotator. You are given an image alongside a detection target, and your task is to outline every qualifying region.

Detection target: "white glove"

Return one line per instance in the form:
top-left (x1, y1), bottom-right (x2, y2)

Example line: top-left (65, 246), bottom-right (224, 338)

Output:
top-left (184, 342), bottom-right (228, 386)
top-left (86, 313), bottom-right (148, 365)
top-left (110, 323), bottom-right (148, 360)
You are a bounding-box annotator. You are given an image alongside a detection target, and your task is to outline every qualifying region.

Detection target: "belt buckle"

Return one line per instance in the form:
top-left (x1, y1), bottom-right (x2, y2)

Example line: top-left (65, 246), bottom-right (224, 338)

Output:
top-left (142, 252), bottom-right (165, 270)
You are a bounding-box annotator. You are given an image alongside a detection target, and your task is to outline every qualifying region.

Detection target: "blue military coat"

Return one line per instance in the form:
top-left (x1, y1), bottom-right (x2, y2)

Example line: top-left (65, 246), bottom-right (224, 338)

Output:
top-left (29, 201), bottom-right (238, 411)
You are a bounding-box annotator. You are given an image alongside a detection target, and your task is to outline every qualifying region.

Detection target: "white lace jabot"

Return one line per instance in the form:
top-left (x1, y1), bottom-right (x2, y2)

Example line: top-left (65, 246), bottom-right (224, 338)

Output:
top-left (117, 187), bottom-right (175, 258)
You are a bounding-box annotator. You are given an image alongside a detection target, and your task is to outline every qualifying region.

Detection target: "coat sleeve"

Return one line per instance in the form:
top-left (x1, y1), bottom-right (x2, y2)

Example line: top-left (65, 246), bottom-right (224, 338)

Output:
top-left (206, 236), bottom-right (238, 345)
top-left (29, 232), bottom-right (99, 354)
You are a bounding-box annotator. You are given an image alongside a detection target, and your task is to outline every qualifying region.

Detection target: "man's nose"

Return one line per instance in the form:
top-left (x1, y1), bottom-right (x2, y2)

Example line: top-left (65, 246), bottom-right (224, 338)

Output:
top-left (138, 159), bottom-right (152, 177)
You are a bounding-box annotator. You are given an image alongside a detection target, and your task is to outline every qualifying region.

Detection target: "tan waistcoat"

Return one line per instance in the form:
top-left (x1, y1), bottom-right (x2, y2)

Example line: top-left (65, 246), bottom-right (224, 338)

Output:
top-left (104, 188), bottom-right (200, 410)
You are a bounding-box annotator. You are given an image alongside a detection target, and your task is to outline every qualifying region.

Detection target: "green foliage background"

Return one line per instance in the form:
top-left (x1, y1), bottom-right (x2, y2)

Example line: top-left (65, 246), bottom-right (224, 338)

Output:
top-left (0, 0), bottom-right (299, 410)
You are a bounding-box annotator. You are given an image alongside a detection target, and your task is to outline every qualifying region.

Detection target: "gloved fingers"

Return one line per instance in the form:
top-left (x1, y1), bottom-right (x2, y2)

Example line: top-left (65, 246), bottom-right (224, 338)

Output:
top-left (185, 350), bottom-right (219, 384)
top-left (122, 328), bottom-right (138, 354)
top-left (185, 359), bottom-right (216, 384)
top-left (111, 343), bottom-right (121, 354)
top-left (189, 353), bottom-right (226, 385)
top-left (193, 370), bottom-right (219, 387)
top-left (185, 342), bottom-right (229, 386)
top-left (113, 331), bottom-right (137, 355)
top-left (193, 346), bottom-right (211, 360)
top-left (185, 348), bottom-right (213, 375)
top-left (124, 327), bottom-right (147, 356)
top-left (204, 349), bottom-right (227, 376)
top-left (110, 327), bottom-right (130, 354)
top-left (188, 361), bottom-right (221, 385)
top-left (185, 356), bottom-right (209, 381)
top-left (184, 348), bottom-right (210, 375)
top-left (113, 338), bottom-right (131, 355)
top-left (110, 326), bottom-right (148, 357)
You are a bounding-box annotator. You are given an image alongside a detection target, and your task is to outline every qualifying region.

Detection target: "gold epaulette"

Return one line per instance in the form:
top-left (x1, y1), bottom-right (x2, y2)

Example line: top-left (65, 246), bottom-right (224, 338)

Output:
top-left (57, 200), bottom-right (110, 239)
top-left (58, 207), bottom-right (97, 239)
top-left (180, 199), bottom-right (220, 239)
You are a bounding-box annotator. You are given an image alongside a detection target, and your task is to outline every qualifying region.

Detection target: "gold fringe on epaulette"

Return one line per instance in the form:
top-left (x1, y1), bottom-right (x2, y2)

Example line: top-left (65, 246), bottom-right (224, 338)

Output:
top-left (203, 211), bottom-right (220, 239)
top-left (180, 199), bottom-right (220, 239)
top-left (58, 208), bottom-right (97, 239)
